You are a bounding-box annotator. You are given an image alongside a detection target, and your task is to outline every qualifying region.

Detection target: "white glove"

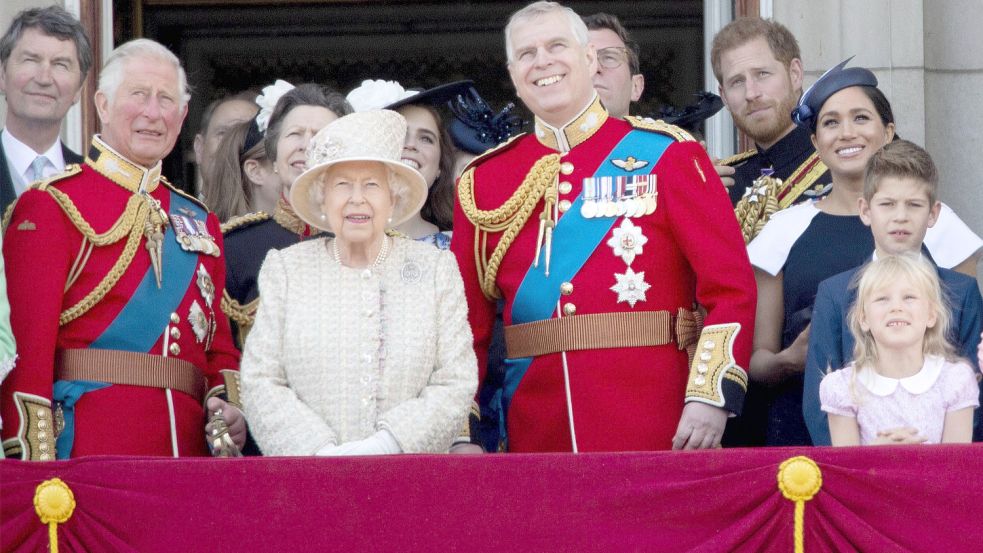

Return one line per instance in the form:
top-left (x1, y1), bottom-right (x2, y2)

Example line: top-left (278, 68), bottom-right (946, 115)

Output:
top-left (316, 430), bottom-right (401, 456)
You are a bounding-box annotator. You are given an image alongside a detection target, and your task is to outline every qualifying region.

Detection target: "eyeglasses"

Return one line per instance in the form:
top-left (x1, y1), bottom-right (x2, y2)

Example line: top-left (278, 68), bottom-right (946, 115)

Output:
top-left (597, 47), bottom-right (630, 70)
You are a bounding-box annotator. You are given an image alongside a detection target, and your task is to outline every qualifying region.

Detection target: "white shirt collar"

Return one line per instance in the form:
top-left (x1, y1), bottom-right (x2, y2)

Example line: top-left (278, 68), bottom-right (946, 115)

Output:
top-left (2, 127), bottom-right (66, 179)
top-left (857, 354), bottom-right (945, 396)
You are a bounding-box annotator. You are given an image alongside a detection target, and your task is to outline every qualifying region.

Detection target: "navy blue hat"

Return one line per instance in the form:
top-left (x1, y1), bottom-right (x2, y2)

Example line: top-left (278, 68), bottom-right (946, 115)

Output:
top-left (658, 92), bottom-right (724, 134)
top-left (384, 80), bottom-right (474, 111)
top-left (791, 57), bottom-right (878, 132)
top-left (447, 87), bottom-right (525, 154)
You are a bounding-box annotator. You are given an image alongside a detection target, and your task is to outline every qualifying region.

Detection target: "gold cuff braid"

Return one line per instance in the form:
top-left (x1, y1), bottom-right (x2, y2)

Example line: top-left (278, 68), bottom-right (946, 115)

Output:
top-left (685, 323), bottom-right (745, 407)
top-left (457, 154), bottom-right (561, 299)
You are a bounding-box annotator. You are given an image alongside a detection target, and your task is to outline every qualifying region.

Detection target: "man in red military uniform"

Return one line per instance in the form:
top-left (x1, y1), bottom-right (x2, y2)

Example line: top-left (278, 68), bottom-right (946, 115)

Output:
top-left (451, 1), bottom-right (756, 452)
top-left (1, 39), bottom-right (244, 460)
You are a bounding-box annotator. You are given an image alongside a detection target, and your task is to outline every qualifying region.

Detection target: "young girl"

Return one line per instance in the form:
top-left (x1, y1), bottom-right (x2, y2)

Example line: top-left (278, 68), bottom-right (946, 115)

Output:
top-left (820, 254), bottom-right (978, 445)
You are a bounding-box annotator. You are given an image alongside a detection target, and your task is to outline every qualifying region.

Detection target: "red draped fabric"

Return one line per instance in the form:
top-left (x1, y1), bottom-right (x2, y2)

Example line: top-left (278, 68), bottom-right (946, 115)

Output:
top-left (2, 445), bottom-right (981, 552)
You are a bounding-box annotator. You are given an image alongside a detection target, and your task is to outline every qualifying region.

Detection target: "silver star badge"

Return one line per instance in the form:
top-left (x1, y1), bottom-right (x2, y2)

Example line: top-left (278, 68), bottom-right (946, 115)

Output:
top-left (610, 268), bottom-right (651, 308)
top-left (606, 219), bottom-right (648, 265)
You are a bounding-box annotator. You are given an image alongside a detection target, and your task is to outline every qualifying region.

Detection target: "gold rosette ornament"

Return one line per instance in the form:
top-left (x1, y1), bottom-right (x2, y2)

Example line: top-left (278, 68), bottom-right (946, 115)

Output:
top-left (778, 456), bottom-right (823, 553)
top-left (34, 478), bottom-right (76, 553)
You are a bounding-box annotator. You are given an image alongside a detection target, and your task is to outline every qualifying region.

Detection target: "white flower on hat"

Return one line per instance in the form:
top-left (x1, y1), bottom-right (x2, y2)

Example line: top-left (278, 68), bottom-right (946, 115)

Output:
top-left (346, 79), bottom-right (418, 112)
top-left (255, 79), bottom-right (295, 132)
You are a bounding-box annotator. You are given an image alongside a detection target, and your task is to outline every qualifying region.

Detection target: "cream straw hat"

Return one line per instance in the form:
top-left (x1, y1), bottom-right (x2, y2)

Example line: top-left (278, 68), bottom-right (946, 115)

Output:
top-left (290, 110), bottom-right (427, 232)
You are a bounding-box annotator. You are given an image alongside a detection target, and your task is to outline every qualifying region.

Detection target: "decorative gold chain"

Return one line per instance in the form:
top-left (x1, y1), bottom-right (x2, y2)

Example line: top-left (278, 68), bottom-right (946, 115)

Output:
top-left (458, 154), bottom-right (561, 299)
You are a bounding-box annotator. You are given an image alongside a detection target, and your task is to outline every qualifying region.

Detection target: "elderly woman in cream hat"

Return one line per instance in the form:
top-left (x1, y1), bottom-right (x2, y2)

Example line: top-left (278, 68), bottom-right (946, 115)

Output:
top-left (240, 110), bottom-right (478, 456)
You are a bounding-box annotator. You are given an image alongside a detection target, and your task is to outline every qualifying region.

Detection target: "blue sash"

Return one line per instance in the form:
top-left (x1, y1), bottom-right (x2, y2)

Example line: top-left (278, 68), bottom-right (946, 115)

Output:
top-left (498, 131), bottom-right (674, 442)
top-left (55, 190), bottom-right (202, 456)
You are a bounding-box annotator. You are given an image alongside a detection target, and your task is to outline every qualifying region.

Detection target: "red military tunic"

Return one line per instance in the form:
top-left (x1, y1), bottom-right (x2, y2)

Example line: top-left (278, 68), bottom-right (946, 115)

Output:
top-left (452, 97), bottom-right (756, 452)
top-left (1, 137), bottom-right (240, 460)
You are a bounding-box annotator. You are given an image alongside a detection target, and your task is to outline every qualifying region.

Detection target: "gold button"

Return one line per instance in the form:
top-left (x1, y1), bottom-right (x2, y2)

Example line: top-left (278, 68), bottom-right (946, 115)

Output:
top-left (558, 181), bottom-right (573, 194)
top-left (169, 343), bottom-right (181, 356)
top-left (38, 420), bottom-right (47, 429)
top-left (39, 442), bottom-right (49, 452)
top-left (170, 327), bottom-right (181, 340)
top-left (560, 161), bottom-right (574, 175)
top-left (170, 313), bottom-right (180, 324)
top-left (39, 453), bottom-right (50, 461)
top-left (560, 282), bottom-right (574, 296)
top-left (703, 340), bottom-right (715, 350)
top-left (38, 431), bottom-right (47, 441)
top-left (700, 352), bottom-right (712, 362)
top-left (694, 375), bottom-right (706, 386)
top-left (36, 409), bottom-right (47, 419)
top-left (558, 199), bottom-right (572, 213)
top-left (562, 303), bottom-right (577, 316)
top-left (698, 363), bottom-right (709, 374)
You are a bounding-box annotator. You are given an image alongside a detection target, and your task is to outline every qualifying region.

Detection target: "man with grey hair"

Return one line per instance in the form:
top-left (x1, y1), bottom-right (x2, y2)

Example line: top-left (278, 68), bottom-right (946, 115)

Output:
top-left (0, 6), bottom-right (92, 214)
top-left (1, 38), bottom-right (245, 460)
top-left (452, 1), bottom-right (755, 453)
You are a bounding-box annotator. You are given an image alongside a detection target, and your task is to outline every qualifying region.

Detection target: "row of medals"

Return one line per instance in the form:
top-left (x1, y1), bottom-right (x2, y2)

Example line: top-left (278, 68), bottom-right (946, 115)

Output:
top-left (580, 175), bottom-right (658, 219)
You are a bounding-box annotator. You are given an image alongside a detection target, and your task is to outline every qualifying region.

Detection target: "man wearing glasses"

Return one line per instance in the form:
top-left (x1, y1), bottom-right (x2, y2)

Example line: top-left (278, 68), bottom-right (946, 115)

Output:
top-left (583, 13), bottom-right (644, 119)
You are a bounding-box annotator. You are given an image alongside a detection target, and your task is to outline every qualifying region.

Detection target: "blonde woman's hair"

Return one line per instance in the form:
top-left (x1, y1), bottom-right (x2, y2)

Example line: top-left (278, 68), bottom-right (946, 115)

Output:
top-left (847, 253), bottom-right (957, 373)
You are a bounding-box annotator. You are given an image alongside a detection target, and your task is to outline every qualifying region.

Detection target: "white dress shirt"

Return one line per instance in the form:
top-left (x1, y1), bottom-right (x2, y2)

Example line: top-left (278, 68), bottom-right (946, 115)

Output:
top-left (2, 128), bottom-right (67, 196)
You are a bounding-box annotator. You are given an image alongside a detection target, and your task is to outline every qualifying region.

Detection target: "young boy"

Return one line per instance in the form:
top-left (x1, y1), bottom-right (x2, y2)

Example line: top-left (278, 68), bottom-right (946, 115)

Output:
top-left (803, 140), bottom-right (983, 445)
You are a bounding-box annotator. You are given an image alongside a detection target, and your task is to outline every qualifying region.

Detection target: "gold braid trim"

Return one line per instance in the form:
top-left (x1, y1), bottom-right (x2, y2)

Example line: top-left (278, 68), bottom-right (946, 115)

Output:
top-left (718, 150), bottom-right (756, 167)
top-left (624, 116), bottom-right (696, 142)
top-left (221, 211), bottom-right (270, 234)
top-left (458, 154), bottom-right (561, 299)
top-left (59, 200), bottom-right (149, 325)
top-left (1, 200), bottom-right (15, 232)
top-left (734, 174), bottom-right (783, 244)
top-left (221, 290), bottom-right (258, 327)
top-left (47, 189), bottom-right (143, 246)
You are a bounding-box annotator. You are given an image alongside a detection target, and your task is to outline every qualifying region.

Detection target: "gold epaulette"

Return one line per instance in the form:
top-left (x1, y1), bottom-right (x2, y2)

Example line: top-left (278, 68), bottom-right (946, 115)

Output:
top-left (34, 163), bottom-right (83, 191)
top-left (718, 150), bottom-right (757, 167)
top-left (463, 132), bottom-right (528, 174)
top-left (624, 116), bottom-right (696, 142)
top-left (221, 211), bottom-right (270, 235)
top-left (160, 177), bottom-right (209, 212)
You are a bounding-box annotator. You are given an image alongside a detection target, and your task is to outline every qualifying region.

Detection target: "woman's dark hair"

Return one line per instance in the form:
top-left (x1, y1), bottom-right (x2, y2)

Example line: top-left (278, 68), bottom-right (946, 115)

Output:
top-left (264, 83), bottom-right (352, 164)
top-left (859, 85), bottom-right (895, 127)
top-left (202, 119), bottom-right (268, 222)
top-left (400, 104), bottom-right (457, 231)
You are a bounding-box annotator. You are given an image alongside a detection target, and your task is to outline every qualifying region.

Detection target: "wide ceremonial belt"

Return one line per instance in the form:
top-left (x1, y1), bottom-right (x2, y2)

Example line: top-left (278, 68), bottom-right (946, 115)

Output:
top-left (55, 349), bottom-right (207, 403)
top-left (504, 308), bottom-right (702, 360)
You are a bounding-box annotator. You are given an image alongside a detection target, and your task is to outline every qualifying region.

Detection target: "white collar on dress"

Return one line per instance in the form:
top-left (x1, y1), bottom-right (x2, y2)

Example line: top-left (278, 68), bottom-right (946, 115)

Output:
top-left (856, 354), bottom-right (944, 396)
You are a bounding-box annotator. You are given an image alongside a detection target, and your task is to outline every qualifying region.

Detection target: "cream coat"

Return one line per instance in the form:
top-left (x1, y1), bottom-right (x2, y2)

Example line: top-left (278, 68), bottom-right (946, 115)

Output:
top-left (241, 237), bottom-right (477, 455)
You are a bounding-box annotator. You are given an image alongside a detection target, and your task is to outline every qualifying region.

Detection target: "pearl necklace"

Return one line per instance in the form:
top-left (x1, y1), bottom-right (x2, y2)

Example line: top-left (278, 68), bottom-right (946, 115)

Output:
top-left (331, 236), bottom-right (390, 269)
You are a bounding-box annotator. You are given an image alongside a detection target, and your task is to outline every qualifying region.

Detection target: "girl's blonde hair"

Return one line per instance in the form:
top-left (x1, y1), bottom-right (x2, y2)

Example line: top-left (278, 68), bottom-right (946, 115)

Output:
top-left (847, 253), bottom-right (956, 372)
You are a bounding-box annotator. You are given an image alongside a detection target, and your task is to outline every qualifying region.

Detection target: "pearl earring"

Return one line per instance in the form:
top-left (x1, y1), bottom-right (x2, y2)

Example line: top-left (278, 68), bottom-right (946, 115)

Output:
top-left (319, 213), bottom-right (326, 220)
top-left (387, 216), bottom-right (393, 224)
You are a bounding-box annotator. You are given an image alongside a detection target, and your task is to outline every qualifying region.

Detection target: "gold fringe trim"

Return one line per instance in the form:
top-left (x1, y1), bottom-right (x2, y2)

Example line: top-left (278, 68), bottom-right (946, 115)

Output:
top-left (718, 150), bottom-right (756, 167)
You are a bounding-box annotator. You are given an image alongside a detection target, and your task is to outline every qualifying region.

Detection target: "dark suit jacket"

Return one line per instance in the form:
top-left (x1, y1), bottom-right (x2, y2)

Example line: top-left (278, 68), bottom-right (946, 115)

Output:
top-left (804, 260), bottom-right (983, 445)
top-left (0, 132), bottom-right (83, 214)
